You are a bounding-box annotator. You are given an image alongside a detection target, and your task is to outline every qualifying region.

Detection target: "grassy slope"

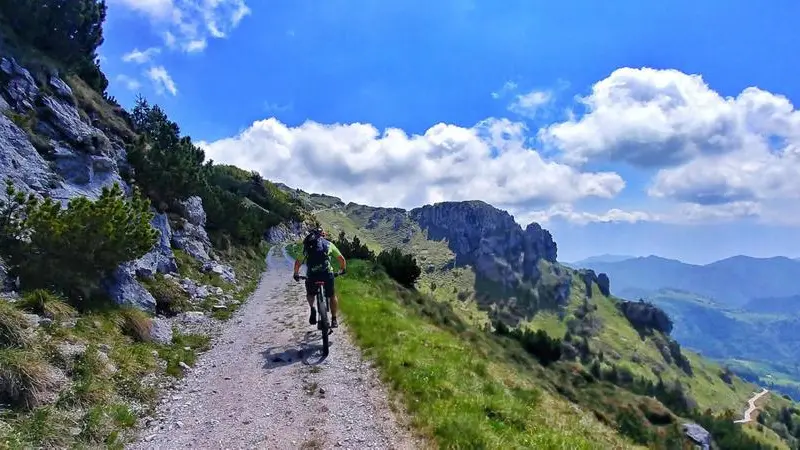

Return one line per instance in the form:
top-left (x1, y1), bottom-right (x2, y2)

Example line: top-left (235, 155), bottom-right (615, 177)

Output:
top-left (337, 261), bottom-right (642, 450)
top-left (307, 202), bottom-right (799, 448)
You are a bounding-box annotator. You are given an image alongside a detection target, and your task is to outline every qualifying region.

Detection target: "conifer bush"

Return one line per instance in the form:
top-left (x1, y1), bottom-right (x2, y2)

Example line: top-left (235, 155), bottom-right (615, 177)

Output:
top-left (0, 180), bottom-right (158, 303)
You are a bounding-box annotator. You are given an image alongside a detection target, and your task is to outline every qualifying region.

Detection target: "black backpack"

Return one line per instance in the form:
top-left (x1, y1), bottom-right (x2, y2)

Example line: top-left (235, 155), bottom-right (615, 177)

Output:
top-left (303, 233), bottom-right (330, 273)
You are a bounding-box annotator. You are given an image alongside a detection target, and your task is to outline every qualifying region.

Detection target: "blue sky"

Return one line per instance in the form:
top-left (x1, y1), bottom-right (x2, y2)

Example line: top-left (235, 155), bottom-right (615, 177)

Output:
top-left (101, 0), bottom-right (800, 264)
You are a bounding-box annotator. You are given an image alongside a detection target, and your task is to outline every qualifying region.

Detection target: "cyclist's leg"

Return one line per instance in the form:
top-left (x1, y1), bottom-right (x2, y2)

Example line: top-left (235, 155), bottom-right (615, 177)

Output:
top-left (304, 277), bottom-right (317, 325)
top-left (326, 272), bottom-right (339, 327)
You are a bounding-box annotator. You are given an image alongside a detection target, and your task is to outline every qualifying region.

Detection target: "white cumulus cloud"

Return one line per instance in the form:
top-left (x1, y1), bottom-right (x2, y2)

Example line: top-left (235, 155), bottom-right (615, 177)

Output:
top-left (508, 90), bottom-right (553, 119)
top-left (122, 47), bottom-right (161, 64)
top-left (199, 117), bottom-right (624, 218)
top-left (537, 67), bottom-right (800, 225)
top-left (520, 203), bottom-right (655, 225)
top-left (109, 0), bottom-right (250, 53)
top-left (146, 66), bottom-right (178, 96)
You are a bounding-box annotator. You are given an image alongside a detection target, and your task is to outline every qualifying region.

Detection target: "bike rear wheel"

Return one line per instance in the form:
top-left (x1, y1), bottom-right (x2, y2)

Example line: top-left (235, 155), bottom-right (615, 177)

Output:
top-left (317, 290), bottom-right (330, 356)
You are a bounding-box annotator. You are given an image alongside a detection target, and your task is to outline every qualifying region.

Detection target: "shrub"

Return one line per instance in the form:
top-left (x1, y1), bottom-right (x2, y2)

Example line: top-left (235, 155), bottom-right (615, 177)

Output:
top-left (0, 180), bottom-right (158, 303)
top-left (493, 322), bottom-right (562, 366)
top-left (17, 290), bottom-right (76, 321)
top-left (0, 349), bottom-right (63, 409)
top-left (334, 231), bottom-right (375, 261)
top-left (376, 247), bottom-right (421, 289)
top-left (0, 301), bottom-right (31, 349)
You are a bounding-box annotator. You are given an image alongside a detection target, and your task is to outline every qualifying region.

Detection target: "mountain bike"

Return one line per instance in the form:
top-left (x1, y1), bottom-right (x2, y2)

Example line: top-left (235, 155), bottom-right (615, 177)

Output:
top-left (297, 272), bottom-right (343, 357)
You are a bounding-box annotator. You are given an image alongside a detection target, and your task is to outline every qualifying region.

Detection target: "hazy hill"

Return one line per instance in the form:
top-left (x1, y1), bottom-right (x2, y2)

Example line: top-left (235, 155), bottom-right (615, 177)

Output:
top-left (578, 255), bottom-right (800, 307)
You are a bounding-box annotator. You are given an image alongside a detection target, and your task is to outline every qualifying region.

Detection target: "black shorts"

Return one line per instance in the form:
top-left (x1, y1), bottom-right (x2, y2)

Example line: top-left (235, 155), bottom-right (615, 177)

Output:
top-left (305, 271), bottom-right (335, 298)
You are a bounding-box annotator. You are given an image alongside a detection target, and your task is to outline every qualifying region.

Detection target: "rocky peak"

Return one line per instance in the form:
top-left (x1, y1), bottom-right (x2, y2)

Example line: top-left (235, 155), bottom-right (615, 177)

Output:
top-left (409, 201), bottom-right (558, 288)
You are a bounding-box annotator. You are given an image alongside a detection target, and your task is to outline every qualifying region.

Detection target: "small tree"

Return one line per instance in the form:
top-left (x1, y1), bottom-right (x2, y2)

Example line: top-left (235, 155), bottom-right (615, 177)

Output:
top-left (0, 180), bottom-right (158, 303)
top-left (377, 247), bottom-right (421, 289)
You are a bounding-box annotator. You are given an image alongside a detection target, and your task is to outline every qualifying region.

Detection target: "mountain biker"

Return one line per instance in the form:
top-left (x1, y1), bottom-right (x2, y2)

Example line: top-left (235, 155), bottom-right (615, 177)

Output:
top-left (293, 226), bottom-right (347, 328)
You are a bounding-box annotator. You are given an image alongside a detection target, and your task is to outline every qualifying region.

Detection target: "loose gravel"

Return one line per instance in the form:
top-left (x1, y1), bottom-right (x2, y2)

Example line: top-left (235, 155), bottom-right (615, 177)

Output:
top-left (129, 246), bottom-right (421, 450)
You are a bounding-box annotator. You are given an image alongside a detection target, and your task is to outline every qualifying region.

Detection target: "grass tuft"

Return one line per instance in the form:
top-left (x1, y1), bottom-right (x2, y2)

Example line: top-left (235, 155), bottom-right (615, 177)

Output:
top-left (70, 345), bottom-right (115, 405)
top-left (0, 301), bottom-right (31, 349)
top-left (115, 308), bottom-right (153, 343)
top-left (158, 331), bottom-right (211, 377)
top-left (17, 289), bottom-right (76, 321)
top-left (0, 349), bottom-right (63, 409)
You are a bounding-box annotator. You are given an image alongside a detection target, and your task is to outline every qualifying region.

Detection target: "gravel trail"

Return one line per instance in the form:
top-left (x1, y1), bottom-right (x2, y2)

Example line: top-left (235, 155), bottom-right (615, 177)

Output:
top-left (130, 246), bottom-right (420, 450)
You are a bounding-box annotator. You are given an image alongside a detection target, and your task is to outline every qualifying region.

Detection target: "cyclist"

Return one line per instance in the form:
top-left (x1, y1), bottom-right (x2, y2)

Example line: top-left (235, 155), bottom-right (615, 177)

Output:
top-left (293, 226), bottom-right (347, 328)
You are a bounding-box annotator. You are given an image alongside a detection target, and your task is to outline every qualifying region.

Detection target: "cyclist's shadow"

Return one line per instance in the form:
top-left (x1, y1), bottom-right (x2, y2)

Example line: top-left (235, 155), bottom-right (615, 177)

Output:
top-left (261, 331), bottom-right (332, 369)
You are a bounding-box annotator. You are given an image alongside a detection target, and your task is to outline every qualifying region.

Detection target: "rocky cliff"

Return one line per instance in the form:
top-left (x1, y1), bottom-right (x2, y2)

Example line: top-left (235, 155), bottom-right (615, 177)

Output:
top-left (0, 55), bottom-right (234, 311)
top-left (409, 200), bottom-right (559, 288)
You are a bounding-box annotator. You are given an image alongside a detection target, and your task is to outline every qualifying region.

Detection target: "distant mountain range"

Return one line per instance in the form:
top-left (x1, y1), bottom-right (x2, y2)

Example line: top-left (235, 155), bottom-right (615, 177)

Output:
top-left (571, 254), bottom-right (800, 308)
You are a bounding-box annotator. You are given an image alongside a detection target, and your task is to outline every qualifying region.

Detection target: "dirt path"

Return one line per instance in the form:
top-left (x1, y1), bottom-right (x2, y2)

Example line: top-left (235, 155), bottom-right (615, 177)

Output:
top-left (734, 388), bottom-right (769, 424)
top-left (129, 246), bottom-right (419, 450)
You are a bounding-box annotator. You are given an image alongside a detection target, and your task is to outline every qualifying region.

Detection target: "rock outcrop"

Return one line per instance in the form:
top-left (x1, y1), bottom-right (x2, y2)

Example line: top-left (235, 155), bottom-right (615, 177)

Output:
top-left (265, 220), bottom-right (305, 244)
top-left (132, 212), bottom-right (179, 279)
top-left (171, 196), bottom-right (236, 284)
top-left (409, 201), bottom-right (559, 289)
top-left (0, 57), bottom-right (127, 204)
top-left (579, 269), bottom-right (611, 298)
top-left (618, 300), bottom-right (674, 335)
top-left (0, 55), bottom-right (232, 310)
top-left (172, 196), bottom-right (214, 262)
top-left (682, 423), bottom-right (711, 450)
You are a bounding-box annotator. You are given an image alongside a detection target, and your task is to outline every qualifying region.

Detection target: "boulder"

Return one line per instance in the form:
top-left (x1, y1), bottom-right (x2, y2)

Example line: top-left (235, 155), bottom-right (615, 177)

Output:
top-left (172, 196), bottom-right (214, 262)
top-left (202, 261), bottom-right (236, 284)
top-left (48, 74), bottom-right (73, 100)
top-left (150, 317), bottom-right (174, 345)
top-left (0, 114), bottom-right (53, 200)
top-left (180, 196), bottom-right (206, 227)
top-left (103, 265), bottom-right (157, 312)
top-left (172, 221), bottom-right (212, 262)
top-left (132, 212), bottom-right (178, 278)
top-left (0, 57), bottom-right (39, 111)
top-left (682, 423), bottom-right (711, 450)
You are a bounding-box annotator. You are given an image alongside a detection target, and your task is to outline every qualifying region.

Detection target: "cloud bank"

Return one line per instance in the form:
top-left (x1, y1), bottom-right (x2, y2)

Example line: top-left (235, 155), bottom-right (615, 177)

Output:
top-left (200, 67), bottom-right (800, 226)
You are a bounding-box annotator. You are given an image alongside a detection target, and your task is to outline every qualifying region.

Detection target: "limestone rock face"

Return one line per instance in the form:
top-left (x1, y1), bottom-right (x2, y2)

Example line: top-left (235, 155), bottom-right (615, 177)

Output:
top-left (0, 55), bottom-right (193, 311)
top-left (409, 201), bottom-right (559, 289)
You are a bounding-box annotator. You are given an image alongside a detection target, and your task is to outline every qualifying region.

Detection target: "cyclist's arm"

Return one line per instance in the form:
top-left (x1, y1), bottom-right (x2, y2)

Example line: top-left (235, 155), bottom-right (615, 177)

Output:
top-left (293, 258), bottom-right (302, 277)
top-left (293, 249), bottom-right (305, 277)
top-left (328, 242), bottom-right (347, 272)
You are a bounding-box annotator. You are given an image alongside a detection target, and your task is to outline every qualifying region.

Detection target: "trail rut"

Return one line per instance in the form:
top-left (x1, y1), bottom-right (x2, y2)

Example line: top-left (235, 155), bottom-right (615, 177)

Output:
top-left (129, 246), bottom-right (419, 449)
